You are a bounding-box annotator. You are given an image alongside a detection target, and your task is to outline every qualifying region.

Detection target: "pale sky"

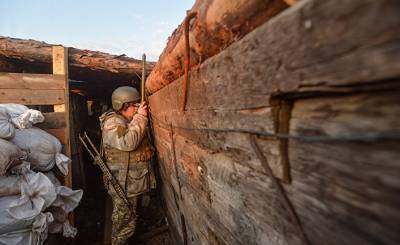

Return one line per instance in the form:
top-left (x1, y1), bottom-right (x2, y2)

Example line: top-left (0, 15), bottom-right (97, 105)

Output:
top-left (0, 0), bottom-right (195, 61)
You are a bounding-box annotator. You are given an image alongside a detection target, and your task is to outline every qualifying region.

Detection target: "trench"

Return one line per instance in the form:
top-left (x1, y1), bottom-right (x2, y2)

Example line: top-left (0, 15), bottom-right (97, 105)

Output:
top-left (57, 83), bottom-right (171, 245)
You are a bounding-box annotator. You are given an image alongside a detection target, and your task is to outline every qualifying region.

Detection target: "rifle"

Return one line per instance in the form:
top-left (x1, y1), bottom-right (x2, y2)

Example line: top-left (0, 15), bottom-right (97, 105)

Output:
top-left (79, 132), bottom-right (131, 207)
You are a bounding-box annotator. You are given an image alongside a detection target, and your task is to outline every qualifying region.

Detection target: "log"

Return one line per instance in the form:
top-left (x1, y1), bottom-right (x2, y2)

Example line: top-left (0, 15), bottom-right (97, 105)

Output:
top-left (149, 0), bottom-right (400, 244)
top-left (148, 0), bottom-right (400, 96)
top-left (0, 36), bottom-right (155, 86)
top-left (145, 0), bottom-right (289, 93)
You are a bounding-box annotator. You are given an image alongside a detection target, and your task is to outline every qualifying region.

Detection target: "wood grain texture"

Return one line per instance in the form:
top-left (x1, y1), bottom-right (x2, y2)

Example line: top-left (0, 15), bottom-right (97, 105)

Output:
top-left (148, 0), bottom-right (400, 244)
top-left (0, 73), bottom-right (65, 89)
top-left (0, 36), bottom-right (154, 77)
top-left (0, 88), bottom-right (65, 105)
top-left (36, 112), bottom-right (67, 129)
top-left (52, 46), bottom-right (72, 191)
top-left (146, 0), bottom-right (288, 93)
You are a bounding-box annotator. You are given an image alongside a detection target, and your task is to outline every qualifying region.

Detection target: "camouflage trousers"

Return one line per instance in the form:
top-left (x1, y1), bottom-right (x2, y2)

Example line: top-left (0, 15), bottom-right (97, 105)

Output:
top-left (111, 196), bottom-right (138, 245)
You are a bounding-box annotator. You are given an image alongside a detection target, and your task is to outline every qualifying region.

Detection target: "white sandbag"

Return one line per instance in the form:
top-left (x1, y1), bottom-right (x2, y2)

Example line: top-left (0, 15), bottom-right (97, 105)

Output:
top-left (0, 104), bottom-right (44, 129)
top-left (44, 172), bottom-right (83, 212)
top-left (7, 173), bottom-right (57, 222)
top-left (62, 221), bottom-right (77, 238)
top-left (0, 175), bottom-right (23, 197)
top-left (9, 161), bottom-right (31, 176)
top-left (43, 171), bottom-right (61, 186)
top-left (51, 186), bottom-right (83, 213)
top-left (10, 127), bottom-right (70, 173)
top-left (0, 212), bottom-right (53, 245)
top-left (0, 162), bottom-right (31, 197)
top-left (47, 207), bottom-right (77, 238)
top-left (47, 207), bottom-right (66, 234)
top-left (55, 153), bottom-right (69, 176)
top-left (0, 108), bottom-right (15, 139)
top-left (0, 139), bottom-right (25, 175)
top-left (0, 167), bottom-right (46, 198)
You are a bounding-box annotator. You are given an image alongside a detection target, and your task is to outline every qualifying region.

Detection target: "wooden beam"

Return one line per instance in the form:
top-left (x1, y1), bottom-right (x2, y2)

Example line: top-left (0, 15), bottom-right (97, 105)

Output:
top-left (0, 73), bottom-right (65, 89)
top-left (36, 112), bottom-right (67, 129)
top-left (53, 46), bottom-right (72, 189)
top-left (0, 36), bottom-right (155, 77)
top-left (148, 0), bottom-right (400, 244)
top-left (148, 0), bottom-right (400, 96)
top-left (0, 89), bottom-right (65, 105)
top-left (146, 0), bottom-right (289, 93)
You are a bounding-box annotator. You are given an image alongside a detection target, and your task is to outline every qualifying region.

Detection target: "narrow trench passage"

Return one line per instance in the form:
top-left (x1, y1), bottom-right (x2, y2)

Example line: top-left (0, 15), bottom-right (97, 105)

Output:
top-left (60, 96), bottom-right (170, 245)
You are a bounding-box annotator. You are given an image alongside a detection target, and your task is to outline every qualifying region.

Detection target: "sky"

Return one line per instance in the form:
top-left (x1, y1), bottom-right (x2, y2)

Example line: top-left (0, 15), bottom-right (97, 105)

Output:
top-left (0, 0), bottom-right (195, 61)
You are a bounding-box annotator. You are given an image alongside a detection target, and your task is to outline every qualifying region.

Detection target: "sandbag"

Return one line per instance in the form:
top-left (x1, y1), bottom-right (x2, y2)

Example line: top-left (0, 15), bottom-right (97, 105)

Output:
top-left (0, 167), bottom-right (48, 198)
top-left (51, 186), bottom-right (83, 213)
top-left (0, 212), bottom-right (53, 245)
top-left (0, 172), bottom-right (56, 239)
top-left (0, 139), bottom-right (25, 175)
top-left (47, 207), bottom-right (77, 238)
top-left (44, 171), bottom-right (83, 213)
top-left (0, 104), bottom-right (44, 129)
top-left (43, 171), bottom-right (61, 186)
top-left (0, 175), bottom-right (23, 197)
top-left (6, 172), bottom-right (57, 222)
top-left (0, 108), bottom-right (15, 139)
top-left (44, 172), bottom-right (81, 238)
top-left (10, 127), bottom-right (70, 174)
top-left (0, 163), bottom-right (32, 197)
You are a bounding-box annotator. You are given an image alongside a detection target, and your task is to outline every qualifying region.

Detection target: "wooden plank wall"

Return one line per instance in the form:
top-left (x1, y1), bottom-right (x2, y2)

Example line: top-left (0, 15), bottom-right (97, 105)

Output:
top-left (0, 46), bottom-right (72, 188)
top-left (148, 0), bottom-right (400, 244)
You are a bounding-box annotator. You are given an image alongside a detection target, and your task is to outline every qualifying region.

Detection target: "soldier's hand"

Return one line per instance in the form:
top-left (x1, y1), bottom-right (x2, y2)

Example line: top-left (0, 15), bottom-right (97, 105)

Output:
top-left (138, 102), bottom-right (148, 117)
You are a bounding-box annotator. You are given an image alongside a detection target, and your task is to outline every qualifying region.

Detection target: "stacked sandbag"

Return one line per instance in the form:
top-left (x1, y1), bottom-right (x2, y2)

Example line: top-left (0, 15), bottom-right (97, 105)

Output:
top-left (11, 127), bottom-right (70, 175)
top-left (44, 172), bottom-right (83, 238)
top-left (0, 104), bottom-right (44, 129)
top-left (0, 108), bottom-right (15, 139)
top-left (0, 104), bottom-right (83, 244)
top-left (0, 139), bottom-right (26, 175)
top-left (0, 167), bottom-right (56, 245)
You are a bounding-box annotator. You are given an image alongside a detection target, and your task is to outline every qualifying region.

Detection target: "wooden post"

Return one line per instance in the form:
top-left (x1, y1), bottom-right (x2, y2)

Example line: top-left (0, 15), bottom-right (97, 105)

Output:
top-left (53, 46), bottom-right (73, 225)
top-left (141, 53), bottom-right (146, 103)
top-left (52, 46), bottom-right (72, 187)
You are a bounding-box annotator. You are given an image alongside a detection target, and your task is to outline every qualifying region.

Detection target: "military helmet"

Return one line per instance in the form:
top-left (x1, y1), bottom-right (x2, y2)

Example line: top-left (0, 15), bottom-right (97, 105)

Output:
top-left (111, 86), bottom-right (141, 111)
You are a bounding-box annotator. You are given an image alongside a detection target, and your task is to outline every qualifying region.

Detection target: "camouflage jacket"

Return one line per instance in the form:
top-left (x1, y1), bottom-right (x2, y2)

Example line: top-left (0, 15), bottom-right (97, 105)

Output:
top-left (100, 111), bottom-right (155, 197)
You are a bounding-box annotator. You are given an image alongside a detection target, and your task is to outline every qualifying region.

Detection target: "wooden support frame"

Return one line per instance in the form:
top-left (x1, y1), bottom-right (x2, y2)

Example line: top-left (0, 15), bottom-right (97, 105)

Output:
top-left (52, 46), bottom-right (72, 188)
top-left (0, 46), bottom-right (72, 186)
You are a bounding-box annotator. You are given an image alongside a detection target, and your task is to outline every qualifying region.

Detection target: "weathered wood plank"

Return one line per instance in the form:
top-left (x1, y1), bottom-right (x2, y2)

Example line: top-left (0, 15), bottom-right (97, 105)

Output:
top-left (146, 0), bottom-right (288, 93)
top-left (0, 73), bottom-right (65, 89)
top-left (0, 36), bottom-right (154, 77)
top-left (285, 92), bottom-right (400, 245)
top-left (148, 0), bottom-right (400, 244)
top-left (153, 92), bottom-right (400, 245)
top-left (36, 112), bottom-right (67, 129)
top-left (0, 89), bottom-right (65, 105)
top-left (150, 0), bottom-right (400, 102)
top-left (52, 46), bottom-right (72, 192)
top-left (290, 91), bottom-right (400, 138)
top-left (158, 129), bottom-right (298, 245)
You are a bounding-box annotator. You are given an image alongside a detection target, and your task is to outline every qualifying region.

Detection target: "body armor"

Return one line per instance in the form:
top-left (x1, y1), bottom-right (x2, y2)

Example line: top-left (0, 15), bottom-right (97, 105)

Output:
top-left (100, 111), bottom-right (155, 197)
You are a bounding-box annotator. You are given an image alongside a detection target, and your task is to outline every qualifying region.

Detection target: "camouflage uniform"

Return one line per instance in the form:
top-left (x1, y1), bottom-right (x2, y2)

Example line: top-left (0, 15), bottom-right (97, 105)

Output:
top-left (100, 111), bottom-right (155, 245)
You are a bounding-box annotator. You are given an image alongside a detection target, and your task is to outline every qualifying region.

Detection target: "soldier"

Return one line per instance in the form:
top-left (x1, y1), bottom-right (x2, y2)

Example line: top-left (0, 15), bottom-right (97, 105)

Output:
top-left (99, 86), bottom-right (155, 245)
